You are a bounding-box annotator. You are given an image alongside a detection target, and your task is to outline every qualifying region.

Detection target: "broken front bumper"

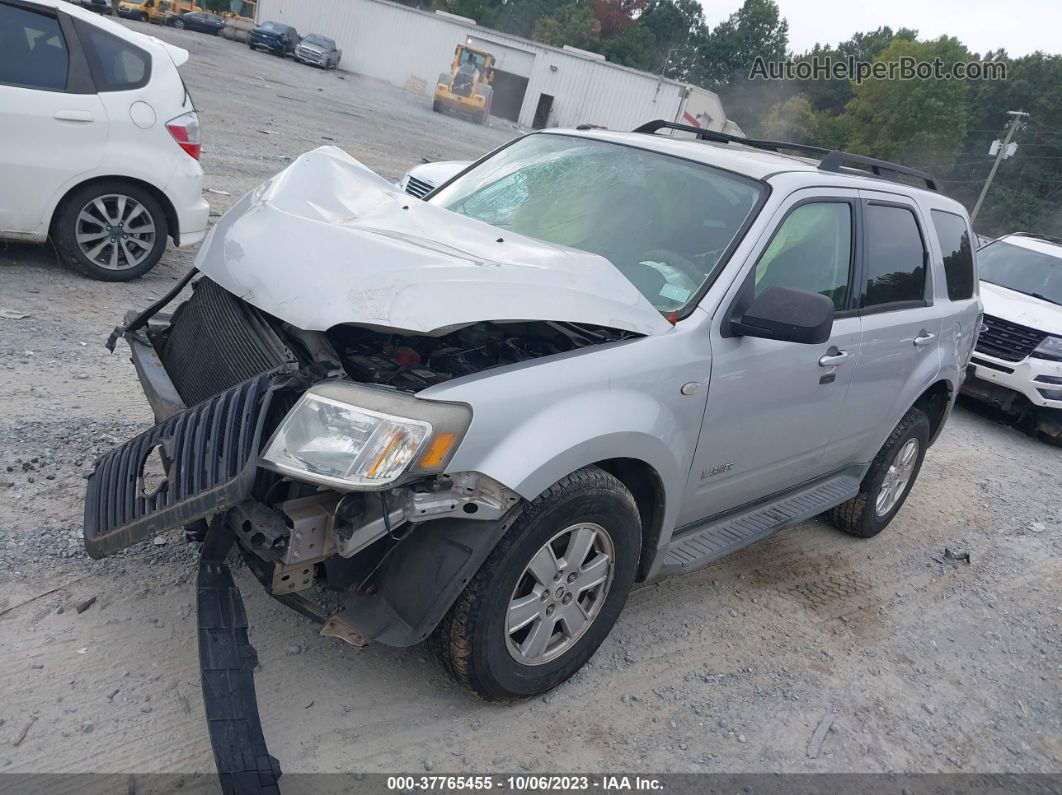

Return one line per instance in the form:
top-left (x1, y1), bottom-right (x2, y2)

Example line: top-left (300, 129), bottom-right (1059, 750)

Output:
top-left (83, 371), bottom-right (282, 559)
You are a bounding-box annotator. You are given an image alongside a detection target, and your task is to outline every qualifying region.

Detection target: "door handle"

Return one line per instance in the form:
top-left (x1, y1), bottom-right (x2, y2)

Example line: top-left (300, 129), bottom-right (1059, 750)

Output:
top-left (914, 330), bottom-right (936, 348)
top-left (54, 110), bottom-right (95, 122)
top-left (818, 348), bottom-right (849, 367)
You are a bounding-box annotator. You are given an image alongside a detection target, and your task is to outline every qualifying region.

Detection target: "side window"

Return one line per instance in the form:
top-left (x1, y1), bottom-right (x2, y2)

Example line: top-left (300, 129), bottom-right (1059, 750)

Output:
top-left (0, 4), bottom-right (68, 91)
top-left (930, 209), bottom-right (975, 300)
top-left (754, 202), bottom-right (853, 311)
top-left (75, 19), bottom-right (151, 91)
top-left (862, 204), bottom-right (927, 308)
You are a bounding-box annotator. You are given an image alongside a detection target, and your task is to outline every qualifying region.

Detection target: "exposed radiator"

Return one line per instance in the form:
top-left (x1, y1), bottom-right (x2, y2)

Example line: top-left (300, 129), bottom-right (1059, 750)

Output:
top-left (160, 277), bottom-right (294, 407)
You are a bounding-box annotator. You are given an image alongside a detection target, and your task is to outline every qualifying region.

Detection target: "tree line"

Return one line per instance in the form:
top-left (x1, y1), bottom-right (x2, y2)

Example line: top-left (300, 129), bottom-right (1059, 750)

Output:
top-left (412, 0), bottom-right (1061, 237)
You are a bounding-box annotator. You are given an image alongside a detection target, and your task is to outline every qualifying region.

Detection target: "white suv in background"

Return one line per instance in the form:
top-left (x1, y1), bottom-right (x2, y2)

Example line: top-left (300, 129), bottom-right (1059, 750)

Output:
top-left (0, 0), bottom-right (207, 280)
top-left (964, 232), bottom-right (1062, 444)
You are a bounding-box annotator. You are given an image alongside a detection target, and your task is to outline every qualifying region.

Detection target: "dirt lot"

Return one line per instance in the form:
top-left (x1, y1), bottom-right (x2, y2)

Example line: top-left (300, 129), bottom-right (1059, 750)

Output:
top-left (0, 23), bottom-right (1059, 778)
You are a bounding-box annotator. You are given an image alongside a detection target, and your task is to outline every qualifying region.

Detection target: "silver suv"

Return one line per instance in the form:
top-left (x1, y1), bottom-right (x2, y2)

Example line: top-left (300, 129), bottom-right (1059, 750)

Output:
top-left (85, 121), bottom-right (982, 701)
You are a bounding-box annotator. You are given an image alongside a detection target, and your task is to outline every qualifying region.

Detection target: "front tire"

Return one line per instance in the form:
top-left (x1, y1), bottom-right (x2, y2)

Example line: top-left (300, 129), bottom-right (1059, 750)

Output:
top-left (173, 17), bottom-right (184, 29)
top-left (430, 466), bottom-right (641, 700)
top-left (827, 407), bottom-right (930, 538)
top-left (52, 181), bottom-right (168, 281)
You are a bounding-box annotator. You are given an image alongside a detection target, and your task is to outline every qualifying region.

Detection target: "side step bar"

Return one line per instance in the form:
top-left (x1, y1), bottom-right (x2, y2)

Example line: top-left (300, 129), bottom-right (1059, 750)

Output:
top-left (659, 469), bottom-right (863, 576)
top-left (198, 524), bottom-right (282, 795)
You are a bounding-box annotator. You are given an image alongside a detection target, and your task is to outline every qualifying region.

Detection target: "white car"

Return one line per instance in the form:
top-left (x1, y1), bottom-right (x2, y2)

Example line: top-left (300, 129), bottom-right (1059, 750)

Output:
top-left (398, 159), bottom-right (467, 198)
top-left (0, 0), bottom-right (208, 280)
top-left (964, 232), bottom-right (1062, 444)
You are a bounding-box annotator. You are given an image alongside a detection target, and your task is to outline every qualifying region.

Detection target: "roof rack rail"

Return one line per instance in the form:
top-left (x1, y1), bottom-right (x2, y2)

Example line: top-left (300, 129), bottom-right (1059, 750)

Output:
top-left (818, 151), bottom-right (937, 191)
top-left (1010, 231), bottom-right (1062, 246)
top-left (633, 119), bottom-right (829, 160)
top-left (633, 119), bottom-right (938, 192)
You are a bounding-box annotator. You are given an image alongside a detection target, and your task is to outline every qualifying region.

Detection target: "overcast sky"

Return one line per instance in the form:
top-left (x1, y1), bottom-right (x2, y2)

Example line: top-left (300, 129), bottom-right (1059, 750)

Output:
top-left (698, 0), bottom-right (1061, 58)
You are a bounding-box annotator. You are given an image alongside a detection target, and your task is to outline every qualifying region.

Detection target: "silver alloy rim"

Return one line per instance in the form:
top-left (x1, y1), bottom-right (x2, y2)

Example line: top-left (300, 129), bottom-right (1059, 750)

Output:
top-left (75, 194), bottom-right (156, 271)
top-left (875, 438), bottom-right (919, 517)
top-left (505, 522), bottom-right (614, 666)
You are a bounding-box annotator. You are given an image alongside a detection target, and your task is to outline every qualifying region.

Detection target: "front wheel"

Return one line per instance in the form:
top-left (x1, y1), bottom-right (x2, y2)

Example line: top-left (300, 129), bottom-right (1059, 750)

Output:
top-left (173, 17), bottom-right (184, 29)
top-left (52, 181), bottom-right (168, 281)
top-left (430, 466), bottom-right (641, 700)
top-left (827, 407), bottom-right (930, 538)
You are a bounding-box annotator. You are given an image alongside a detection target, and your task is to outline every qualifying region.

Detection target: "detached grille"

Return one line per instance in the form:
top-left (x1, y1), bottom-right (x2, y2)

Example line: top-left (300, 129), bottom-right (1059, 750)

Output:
top-left (84, 373), bottom-right (278, 558)
top-left (160, 278), bottom-right (294, 407)
top-left (975, 314), bottom-right (1047, 362)
top-left (404, 175), bottom-right (435, 199)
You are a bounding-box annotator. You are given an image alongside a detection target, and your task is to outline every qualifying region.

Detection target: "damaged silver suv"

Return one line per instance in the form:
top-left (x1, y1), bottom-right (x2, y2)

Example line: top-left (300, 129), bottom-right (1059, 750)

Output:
top-left (85, 121), bottom-right (982, 701)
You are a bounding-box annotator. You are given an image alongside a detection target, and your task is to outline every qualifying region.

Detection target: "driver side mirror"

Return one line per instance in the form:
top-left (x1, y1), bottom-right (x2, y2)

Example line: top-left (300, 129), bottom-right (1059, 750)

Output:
top-left (728, 286), bottom-right (834, 344)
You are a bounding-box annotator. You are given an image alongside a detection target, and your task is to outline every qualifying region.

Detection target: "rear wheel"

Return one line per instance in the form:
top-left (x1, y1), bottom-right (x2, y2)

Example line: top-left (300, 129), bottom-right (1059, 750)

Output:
top-left (826, 407), bottom-right (930, 538)
top-left (430, 466), bottom-right (641, 700)
top-left (52, 181), bottom-right (168, 281)
top-left (173, 17), bottom-right (184, 29)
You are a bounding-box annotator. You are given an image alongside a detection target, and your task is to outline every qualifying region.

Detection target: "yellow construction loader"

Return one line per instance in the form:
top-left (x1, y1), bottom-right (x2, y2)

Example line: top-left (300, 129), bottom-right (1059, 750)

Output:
top-left (433, 44), bottom-right (495, 124)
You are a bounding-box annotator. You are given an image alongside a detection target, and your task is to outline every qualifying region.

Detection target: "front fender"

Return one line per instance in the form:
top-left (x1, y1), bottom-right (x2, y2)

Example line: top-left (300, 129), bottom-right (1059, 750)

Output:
top-left (467, 388), bottom-right (687, 529)
top-left (419, 320), bottom-right (713, 546)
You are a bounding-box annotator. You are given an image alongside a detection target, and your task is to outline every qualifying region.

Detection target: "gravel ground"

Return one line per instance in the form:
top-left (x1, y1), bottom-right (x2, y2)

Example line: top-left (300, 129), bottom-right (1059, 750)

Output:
top-left (0, 23), bottom-right (1059, 778)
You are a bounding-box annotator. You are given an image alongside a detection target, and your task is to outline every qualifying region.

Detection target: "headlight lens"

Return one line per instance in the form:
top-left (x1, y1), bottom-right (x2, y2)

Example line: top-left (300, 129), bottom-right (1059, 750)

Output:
top-left (1032, 335), bottom-right (1062, 361)
top-left (261, 381), bottom-right (471, 489)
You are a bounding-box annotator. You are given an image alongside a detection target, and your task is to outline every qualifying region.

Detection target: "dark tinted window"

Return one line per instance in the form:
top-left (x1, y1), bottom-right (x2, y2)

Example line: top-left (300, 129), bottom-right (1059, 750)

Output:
top-left (0, 4), bottom-right (68, 91)
top-left (862, 204), bottom-right (926, 307)
top-left (930, 210), bottom-right (975, 300)
top-left (75, 20), bottom-right (151, 91)
top-left (754, 202), bottom-right (853, 311)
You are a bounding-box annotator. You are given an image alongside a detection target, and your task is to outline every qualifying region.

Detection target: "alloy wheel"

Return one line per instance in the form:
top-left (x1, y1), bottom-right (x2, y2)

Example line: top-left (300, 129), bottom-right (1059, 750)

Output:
top-left (75, 194), bottom-right (156, 271)
top-left (875, 438), bottom-right (919, 517)
top-left (505, 522), bottom-right (614, 666)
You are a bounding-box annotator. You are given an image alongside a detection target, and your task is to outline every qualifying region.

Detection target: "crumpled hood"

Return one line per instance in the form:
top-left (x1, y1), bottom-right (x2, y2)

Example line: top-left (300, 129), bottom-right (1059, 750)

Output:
top-left (193, 147), bottom-right (671, 336)
top-left (980, 281), bottom-right (1062, 336)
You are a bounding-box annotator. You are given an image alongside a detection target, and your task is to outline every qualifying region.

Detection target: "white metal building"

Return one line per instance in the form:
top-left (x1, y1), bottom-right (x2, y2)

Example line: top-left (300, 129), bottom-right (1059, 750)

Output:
top-left (255, 0), bottom-right (741, 133)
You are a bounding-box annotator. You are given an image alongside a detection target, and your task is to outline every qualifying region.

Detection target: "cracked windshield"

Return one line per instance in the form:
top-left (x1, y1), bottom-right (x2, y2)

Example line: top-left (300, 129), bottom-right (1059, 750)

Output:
top-left (430, 134), bottom-right (764, 312)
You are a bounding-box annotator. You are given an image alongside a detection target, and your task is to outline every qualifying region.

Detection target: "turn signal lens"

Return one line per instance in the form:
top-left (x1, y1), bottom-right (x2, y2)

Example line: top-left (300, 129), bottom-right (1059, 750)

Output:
top-left (418, 433), bottom-right (456, 469)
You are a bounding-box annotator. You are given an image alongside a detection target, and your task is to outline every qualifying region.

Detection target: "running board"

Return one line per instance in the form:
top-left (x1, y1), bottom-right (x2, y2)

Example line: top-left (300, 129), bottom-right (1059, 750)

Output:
top-left (660, 470), bottom-right (862, 576)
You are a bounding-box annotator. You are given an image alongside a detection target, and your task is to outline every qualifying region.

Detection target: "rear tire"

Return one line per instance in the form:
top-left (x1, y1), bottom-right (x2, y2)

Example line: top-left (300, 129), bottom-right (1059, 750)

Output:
top-left (826, 407), bottom-right (930, 538)
top-left (429, 466), bottom-right (641, 700)
top-left (52, 181), bottom-right (168, 282)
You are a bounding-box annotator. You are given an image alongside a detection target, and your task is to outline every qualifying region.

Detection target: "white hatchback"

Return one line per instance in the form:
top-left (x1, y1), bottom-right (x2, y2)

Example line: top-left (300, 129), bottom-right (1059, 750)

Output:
top-left (0, 0), bottom-right (208, 280)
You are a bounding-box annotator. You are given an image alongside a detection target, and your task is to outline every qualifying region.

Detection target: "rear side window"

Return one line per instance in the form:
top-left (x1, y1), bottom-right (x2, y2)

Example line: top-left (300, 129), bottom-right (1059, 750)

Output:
top-left (862, 204), bottom-right (927, 308)
top-left (930, 210), bottom-right (975, 300)
top-left (754, 202), bottom-right (853, 311)
top-left (75, 19), bottom-right (151, 91)
top-left (0, 4), bottom-right (68, 91)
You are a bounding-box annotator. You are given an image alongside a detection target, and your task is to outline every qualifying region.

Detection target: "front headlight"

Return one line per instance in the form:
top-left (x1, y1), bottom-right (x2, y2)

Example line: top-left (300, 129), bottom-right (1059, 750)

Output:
top-left (1032, 335), bottom-right (1062, 362)
top-left (261, 381), bottom-right (472, 490)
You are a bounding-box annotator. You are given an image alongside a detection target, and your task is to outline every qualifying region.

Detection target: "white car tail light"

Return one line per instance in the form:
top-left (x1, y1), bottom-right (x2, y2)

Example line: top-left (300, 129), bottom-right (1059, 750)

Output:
top-left (166, 111), bottom-right (201, 160)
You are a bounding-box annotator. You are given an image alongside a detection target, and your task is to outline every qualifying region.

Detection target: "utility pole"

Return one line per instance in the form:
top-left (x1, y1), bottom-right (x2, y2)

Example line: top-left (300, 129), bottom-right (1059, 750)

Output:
top-left (971, 110), bottom-right (1028, 223)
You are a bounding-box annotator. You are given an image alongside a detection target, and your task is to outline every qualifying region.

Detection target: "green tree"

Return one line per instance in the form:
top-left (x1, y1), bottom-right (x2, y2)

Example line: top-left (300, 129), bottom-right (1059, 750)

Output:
top-left (599, 23), bottom-right (657, 70)
top-left (842, 37), bottom-right (970, 172)
top-left (639, 0), bottom-right (708, 78)
top-left (533, 3), bottom-right (602, 49)
top-left (798, 27), bottom-right (918, 115)
top-left (700, 0), bottom-right (788, 84)
top-left (699, 0), bottom-right (790, 131)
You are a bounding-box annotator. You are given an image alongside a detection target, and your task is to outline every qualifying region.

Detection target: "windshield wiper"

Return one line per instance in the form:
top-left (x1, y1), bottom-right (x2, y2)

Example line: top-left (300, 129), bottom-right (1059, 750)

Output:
top-left (1029, 292), bottom-right (1061, 306)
